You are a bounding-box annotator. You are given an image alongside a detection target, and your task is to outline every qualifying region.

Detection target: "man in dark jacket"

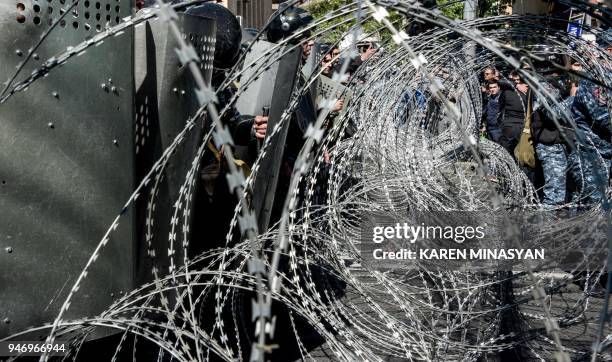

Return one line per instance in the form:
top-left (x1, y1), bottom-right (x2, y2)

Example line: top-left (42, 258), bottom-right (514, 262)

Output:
top-left (482, 80), bottom-right (503, 143)
top-left (498, 72), bottom-right (529, 155)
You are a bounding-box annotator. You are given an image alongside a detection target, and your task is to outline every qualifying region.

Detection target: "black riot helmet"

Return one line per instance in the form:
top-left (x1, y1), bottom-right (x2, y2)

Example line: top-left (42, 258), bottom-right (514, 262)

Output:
top-left (185, 3), bottom-right (242, 69)
top-left (266, 4), bottom-right (313, 44)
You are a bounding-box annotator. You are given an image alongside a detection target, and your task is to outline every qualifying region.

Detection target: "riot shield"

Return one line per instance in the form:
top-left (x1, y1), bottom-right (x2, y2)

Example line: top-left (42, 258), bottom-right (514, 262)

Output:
top-left (0, 0), bottom-right (134, 338)
top-left (235, 40), bottom-right (280, 116)
top-left (302, 41), bottom-right (322, 111)
top-left (318, 74), bottom-right (353, 117)
top-left (133, 12), bottom-right (216, 283)
top-left (249, 47), bottom-right (303, 232)
top-left (301, 41), bottom-right (322, 79)
top-left (233, 40), bottom-right (281, 165)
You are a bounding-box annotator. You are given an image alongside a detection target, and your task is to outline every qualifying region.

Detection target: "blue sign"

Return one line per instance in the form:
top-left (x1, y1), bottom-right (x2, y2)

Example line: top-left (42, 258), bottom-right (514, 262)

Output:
top-left (567, 19), bottom-right (583, 37)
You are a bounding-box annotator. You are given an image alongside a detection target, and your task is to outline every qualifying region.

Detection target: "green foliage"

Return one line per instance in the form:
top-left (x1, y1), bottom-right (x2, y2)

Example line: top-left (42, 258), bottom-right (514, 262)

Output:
top-left (437, 0), bottom-right (465, 20)
top-left (478, 0), bottom-right (513, 17)
top-left (304, 0), bottom-right (344, 17)
top-left (303, 0), bottom-right (513, 44)
top-left (437, 0), bottom-right (513, 19)
top-left (304, 0), bottom-right (403, 44)
top-left (304, 0), bottom-right (351, 43)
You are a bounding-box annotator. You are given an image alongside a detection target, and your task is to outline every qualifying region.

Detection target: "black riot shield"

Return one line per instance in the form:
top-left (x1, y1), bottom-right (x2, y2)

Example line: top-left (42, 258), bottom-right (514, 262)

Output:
top-left (235, 40), bottom-right (280, 116)
top-left (249, 47), bottom-right (303, 232)
top-left (301, 41), bottom-right (322, 79)
top-left (302, 41), bottom-right (322, 105)
top-left (0, 1), bottom-right (134, 338)
top-left (133, 12), bottom-right (216, 283)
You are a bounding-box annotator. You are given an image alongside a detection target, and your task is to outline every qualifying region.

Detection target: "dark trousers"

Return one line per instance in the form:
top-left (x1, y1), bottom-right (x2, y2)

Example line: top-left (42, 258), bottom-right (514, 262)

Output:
top-left (500, 121), bottom-right (537, 185)
top-left (499, 121), bottom-right (523, 155)
top-left (487, 127), bottom-right (502, 143)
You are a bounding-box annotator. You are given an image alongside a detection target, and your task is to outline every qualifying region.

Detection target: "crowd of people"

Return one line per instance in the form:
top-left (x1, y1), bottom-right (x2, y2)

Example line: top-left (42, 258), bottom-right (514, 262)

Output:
top-left (479, 30), bottom-right (611, 209)
top-left (138, 1), bottom-right (610, 212)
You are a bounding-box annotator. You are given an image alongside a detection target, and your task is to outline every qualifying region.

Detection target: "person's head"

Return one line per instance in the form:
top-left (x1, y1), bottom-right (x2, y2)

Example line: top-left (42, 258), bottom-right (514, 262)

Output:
top-left (357, 41), bottom-right (371, 53)
top-left (483, 67), bottom-right (497, 81)
top-left (322, 46), bottom-right (340, 63)
top-left (487, 80), bottom-right (500, 95)
top-left (509, 70), bottom-right (529, 92)
top-left (509, 71), bottom-right (521, 84)
top-left (359, 42), bottom-right (378, 61)
top-left (567, 59), bottom-right (582, 86)
top-left (570, 59), bottom-right (583, 72)
top-left (321, 45), bottom-right (340, 75)
top-left (302, 39), bottom-right (315, 60)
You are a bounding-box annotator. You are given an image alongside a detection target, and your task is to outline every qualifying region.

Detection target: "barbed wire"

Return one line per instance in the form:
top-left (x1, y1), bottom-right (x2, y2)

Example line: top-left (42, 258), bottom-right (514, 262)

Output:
top-left (0, 1), bottom-right (610, 361)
